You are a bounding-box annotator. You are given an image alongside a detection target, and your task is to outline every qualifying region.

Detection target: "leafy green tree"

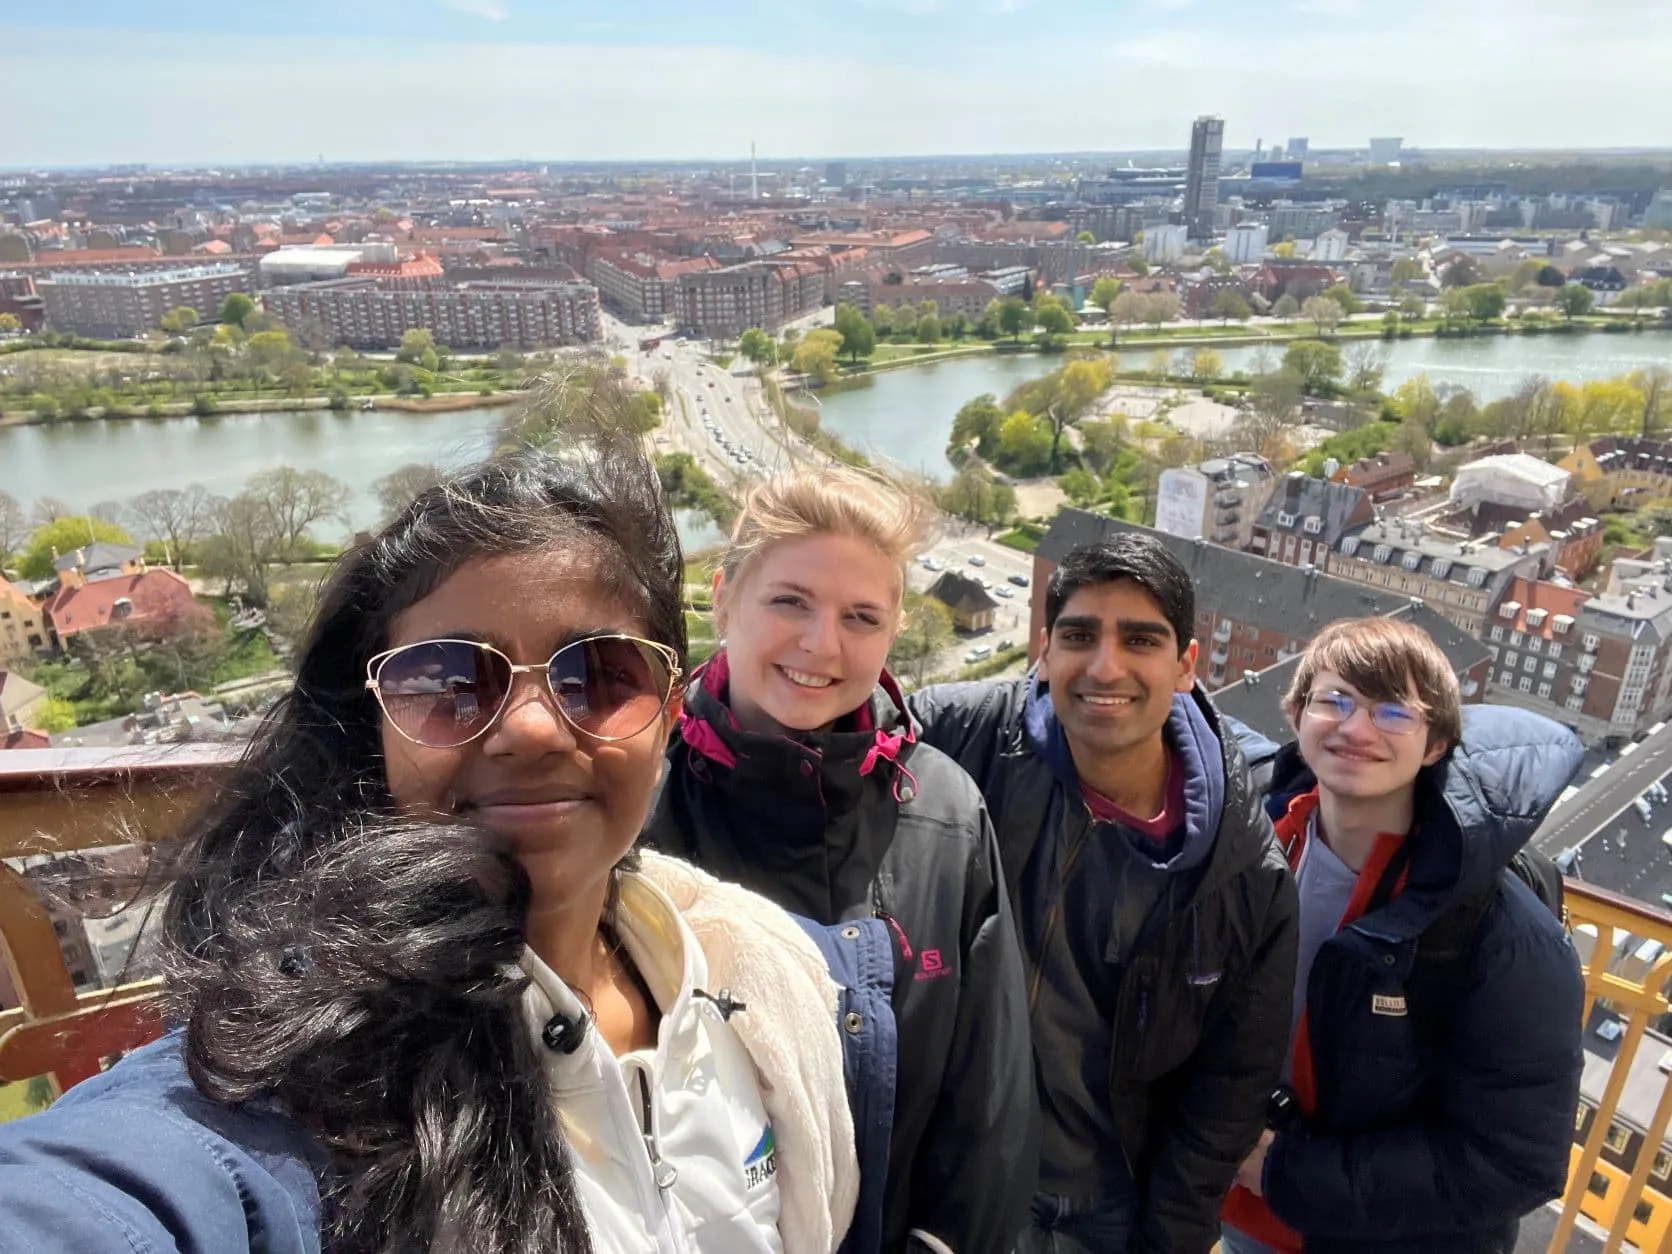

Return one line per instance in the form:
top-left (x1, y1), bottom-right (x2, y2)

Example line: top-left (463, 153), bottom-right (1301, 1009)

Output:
top-left (1078, 419), bottom-right (1126, 476)
top-left (1440, 256), bottom-right (1483, 288)
top-left (1323, 283), bottom-right (1363, 315)
top-left (888, 594), bottom-right (955, 688)
top-left (1465, 283), bottom-right (1508, 323)
top-left (1282, 340), bottom-right (1344, 394)
top-left (1191, 348), bottom-right (1225, 380)
top-left (0, 312), bottom-right (19, 333)
top-left (947, 312), bottom-right (971, 340)
top-left (1208, 289), bottom-right (1252, 325)
top-left (397, 328), bottom-right (437, 364)
top-left (998, 298), bottom-right (1032, 341)
top-left (1389, 258), bottom-right (1424, 287)
top-left (1075, 230), bottom-right (1097, 244)
top-left (1203, 248), bottom-right (1233, 275)
top-left (1091, 277), bottom-right (1123, 310)
top-left (1399, 293), bottom-right (1428, 320)
top-left (1555, 284), bottom-right (1595, 321)
top-left (833, 303), bottom-right (876, 364)
top-left (158, 305), bottom-right (200, 334)
top-left (1129, 256), bottom-right (1150, 276)
top-left (738, 327), bottom-right (775, 367)
top-left (916, 313), bottom-right (941, 343)
top-left (870, 304), bottom-right (894, 338)
top-left (217, 293), bottom-right (255, 327)
top-left (948, 394), bottom-right (1005, 459)
top-left (20, 516), bottom-right (136, 580)
top-left (1272, 293), bottom-right (1300, 323)
top-left (1057, 466), bottom-right (1101, 506)
top-left (791, 329), bottom-right (842, 384)
top-left (994, 411), bottom-right (1053, 476)
top-left (1301, 295), bottom-right (1343, 336)
top-left (1034, 300), bottom-right (1075, 338)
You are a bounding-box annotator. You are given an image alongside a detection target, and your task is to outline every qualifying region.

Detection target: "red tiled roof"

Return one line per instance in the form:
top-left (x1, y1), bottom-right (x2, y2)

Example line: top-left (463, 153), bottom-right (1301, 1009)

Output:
top-left (15, 246), bottom-right (164, 270)
top-left (2, 729), bottom-right (50, 751)
top-left (42, 568), bottom-right (207, 639)
top-left (1498, 577), bottom-right (1589, 639)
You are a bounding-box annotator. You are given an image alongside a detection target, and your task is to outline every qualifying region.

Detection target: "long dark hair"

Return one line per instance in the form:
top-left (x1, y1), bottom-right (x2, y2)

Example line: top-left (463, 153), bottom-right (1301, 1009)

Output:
top-left (161, 386), bottom-right (686, 1254)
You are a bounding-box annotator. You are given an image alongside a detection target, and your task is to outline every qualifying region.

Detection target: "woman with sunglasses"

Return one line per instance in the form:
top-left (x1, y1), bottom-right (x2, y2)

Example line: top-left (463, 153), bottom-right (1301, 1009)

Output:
top-left (644, 465), bottom-right (1036, 1254)
top-left (0, 415), bottom-right (858, 1254)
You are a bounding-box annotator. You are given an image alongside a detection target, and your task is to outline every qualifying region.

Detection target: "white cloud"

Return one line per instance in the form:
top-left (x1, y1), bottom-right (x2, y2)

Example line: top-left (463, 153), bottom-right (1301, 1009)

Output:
top-left (439, 0), bottom-right (508, 20)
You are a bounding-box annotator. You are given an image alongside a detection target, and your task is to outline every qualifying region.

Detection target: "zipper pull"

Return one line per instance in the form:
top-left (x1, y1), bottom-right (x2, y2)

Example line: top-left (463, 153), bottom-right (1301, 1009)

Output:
top-left (636, 1068), bottom-right (679, 1191)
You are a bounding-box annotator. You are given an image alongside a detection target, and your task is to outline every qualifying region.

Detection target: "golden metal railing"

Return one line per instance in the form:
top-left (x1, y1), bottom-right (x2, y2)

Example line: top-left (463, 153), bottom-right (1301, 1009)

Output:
top-left (8, 748), bottom-right (1672, 1251)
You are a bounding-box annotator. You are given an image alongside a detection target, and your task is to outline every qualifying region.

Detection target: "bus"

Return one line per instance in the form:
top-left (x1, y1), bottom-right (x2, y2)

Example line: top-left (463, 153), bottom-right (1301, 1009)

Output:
top-left (639, 336), bottom-right (662, 352)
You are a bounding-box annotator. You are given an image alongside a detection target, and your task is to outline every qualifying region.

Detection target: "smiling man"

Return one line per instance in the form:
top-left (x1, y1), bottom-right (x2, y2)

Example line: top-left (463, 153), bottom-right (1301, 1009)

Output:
top-left (911, 533), bottom-right (1298, 1254)
top-left (1220, 617), bottom-right (1584, 1254)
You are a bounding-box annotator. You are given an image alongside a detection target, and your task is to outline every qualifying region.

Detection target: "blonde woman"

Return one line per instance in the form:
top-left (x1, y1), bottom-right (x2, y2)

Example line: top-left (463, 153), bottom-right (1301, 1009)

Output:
top-left (645, 465), bottom-right (1036, 1254)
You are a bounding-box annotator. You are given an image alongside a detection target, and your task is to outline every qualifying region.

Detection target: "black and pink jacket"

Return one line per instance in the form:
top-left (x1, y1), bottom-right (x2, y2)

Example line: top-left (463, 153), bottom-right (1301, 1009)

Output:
top-left (642, 651), bottom-right (1037, 1254)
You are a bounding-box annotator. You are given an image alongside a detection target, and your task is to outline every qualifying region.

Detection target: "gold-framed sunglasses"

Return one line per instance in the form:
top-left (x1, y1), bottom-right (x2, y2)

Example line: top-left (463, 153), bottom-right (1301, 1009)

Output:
top-left (365, 634), bottom-right (682, 749)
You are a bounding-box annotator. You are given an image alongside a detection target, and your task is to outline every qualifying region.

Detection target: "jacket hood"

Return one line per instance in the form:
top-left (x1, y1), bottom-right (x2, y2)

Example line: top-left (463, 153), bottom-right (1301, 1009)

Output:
top-left (1022, 675), bottom-right (1225, 873)
top-left (1265, 703), bottom-right (1582, 940)
top-left (678, 649), bottom-right (919, 801)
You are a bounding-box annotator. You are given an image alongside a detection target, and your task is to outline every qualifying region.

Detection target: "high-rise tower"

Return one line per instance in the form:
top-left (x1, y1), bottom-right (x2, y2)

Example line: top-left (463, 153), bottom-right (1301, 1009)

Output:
top-left (1183, 115), bottom-right (1225, 242)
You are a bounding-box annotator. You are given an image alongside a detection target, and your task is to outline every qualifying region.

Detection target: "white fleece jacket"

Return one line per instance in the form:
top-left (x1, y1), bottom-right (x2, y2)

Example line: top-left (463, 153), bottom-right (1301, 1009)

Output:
top-left (519, 853), bottom-right (857, 1254)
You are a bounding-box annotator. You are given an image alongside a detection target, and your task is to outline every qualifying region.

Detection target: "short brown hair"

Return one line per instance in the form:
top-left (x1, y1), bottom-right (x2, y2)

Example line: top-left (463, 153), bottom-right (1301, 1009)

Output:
top-left (1282, 617), bottom-right (1463, 748)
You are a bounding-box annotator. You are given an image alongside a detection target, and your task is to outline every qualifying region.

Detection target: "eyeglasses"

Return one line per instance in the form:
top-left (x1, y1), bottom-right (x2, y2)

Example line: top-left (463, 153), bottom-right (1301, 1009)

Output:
top-left (365, 634), bottom-right (682, 749)
top-left (1303, 689), bottom-right (1426, 737)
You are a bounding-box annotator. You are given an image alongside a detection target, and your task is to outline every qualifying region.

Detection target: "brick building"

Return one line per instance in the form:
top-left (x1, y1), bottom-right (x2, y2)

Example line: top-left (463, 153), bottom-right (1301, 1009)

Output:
top-left (37, 263), bottom-right (253, 338)
top-left (673, 260), bottom-right (824, 337)
top-left (1330, 451), bottom-right (1416, 502)
top-left (265, 277), bottom-right (600, 350)
top-left (1029, 510), bottom-right (1491, 696)
top-left (1249, 472), bottom-right (1373, 569)
top-left (1562, 437), bottom-right (1672, 511)
top-left (833, 277), bottom-right (1003, 321)
top-left (589, 251), bottom-right (718, 323)
top-left (1325, 519), bottom-right (1546, 637)
top-left (0, 577), bottom-right (49, 667)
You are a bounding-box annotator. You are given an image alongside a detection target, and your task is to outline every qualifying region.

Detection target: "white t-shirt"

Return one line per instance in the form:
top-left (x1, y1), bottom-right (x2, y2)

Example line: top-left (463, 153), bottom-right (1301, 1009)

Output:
top-left (520, 873), bottom-right (784, 1254)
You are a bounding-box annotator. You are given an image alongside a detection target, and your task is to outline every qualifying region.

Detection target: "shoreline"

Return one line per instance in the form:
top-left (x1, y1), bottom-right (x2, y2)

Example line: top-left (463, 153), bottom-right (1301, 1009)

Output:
top-left (0, 389), bottom-right (523, 428)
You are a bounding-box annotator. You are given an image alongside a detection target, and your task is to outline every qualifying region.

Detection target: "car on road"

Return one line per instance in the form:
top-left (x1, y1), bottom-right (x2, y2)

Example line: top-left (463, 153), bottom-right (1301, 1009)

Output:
top-left (963, 645), bottom-right (993, 663)
top-left (994, 586), bottom-right (1014, 599)
top-left (707, 381), bottom-right (716, 388)
top-left (1637, 797), bottom-right (1655, 823)
top-left (997, 639), bottom-right (1015, 652)
top-left (1007, 573), bottom-right (1029, 587)
top-left (967, 554), bottom-right (986, 566)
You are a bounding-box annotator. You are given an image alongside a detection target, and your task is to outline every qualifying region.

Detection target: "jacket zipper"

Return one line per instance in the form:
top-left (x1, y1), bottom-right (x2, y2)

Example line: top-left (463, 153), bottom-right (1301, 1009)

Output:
top-left (634, 1066), bottom-right (679, 1192)
top-left (1027, 813), bottom-right (1096, 1011)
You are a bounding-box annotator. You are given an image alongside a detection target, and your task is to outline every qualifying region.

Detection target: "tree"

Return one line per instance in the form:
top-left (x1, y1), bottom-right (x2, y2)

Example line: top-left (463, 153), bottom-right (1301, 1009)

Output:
top-left (1078, 419), bottom-right (1127, 476)
top-left (246, 329), bottom-right (297, 382)
top-left (0, 312), bottom-right (19, 334)
top-left (1389, 258), bottom-right (1425, 288)
top-left (1141, 292), bottom-right (1181, 328)
top-left (1272, 241), bottom-right (1297, 259)
top-left (1091, 276), bottom-right (1123, 311)
top-left (994, 411), bottom-right (1053, 477)
top-left (1632, 367), bottom-right (1672, 438)
top-left (1323, 283), bottom-right (1363, 315)
top-left (1057, 467), bottom-right (1101, 506)
top-left (217, 293), bottom-right (255, 327)
top-left (31, 497), bottom-right (74, 526)
top-left (790, 330), bottom-right (841, 384)
top-left (916, 313), bottom-right (941, 343)
top-left (126, 486), bottom-right (213, 569)
top-left (1191, 348), bottom-right (1225, 381)
top-left (870, 304), bottom-right (894, 338)
top-left (833, 303), bottom-right (876, 364)
top-left (1399, 293), bottom-right (1428, 321)
top-left (1075, 230), bottom-right (1097, 245)
top-left (1129, 256), bottom-right (1150, 277)
top-left (1465, 283), bottom-right (1508, 324)
top-left (1241, 369), bottom-right (1306, 459)
top-left (948, 394), bottom-right (1005, 461)
top-left (738, 328), bottom-right (775, 367)
top-left (264, 581), bottom-right (320, 650)
top-left (1034, 300), bottom-right (1074, 338)
top-left (888, 594), bottom-right (955, 688)
top-left (1510, 259), bottom-right (1545, 293)
top-left (244, 467), bottom-right (349, 557)
top-left (1109, 291), bottom-right (1147, 333)
top-left (1042, 357), bottom-right (1114, 471)
top-left (1302, 295), bottom-right (1343, 336)
top-left (20, 516), bottom-right (136, 579)
top-left (1272, 294), bottom-right (1300, 324)
top-left (0, 490), bottom-right (26, 563)
top-left (372, 463), bottom-right (444, 525)
top-left (1555, 284), bottom-right (1595, 321)
top-left (1283, 340), bottom-right (1344, 394)
top-left (1203, 248), bottom-right (1233, 275)
top-left (1343, 341), bottom-right (1388, 394)
top-left (200, 492), bottom-right (283, 606)
top-left (1146, 348), bottom-right (1171, 377)
top-left (1208, 289), bottom-right (1252, 325)
top-left (1441, 256), bottom-right (1483, 289)
top-left (396, 328), bottom-right (436, 365)
top-left (158, 305), bottom-right (199, 335)
top-left (997, 298), bottom-right (1032, 341)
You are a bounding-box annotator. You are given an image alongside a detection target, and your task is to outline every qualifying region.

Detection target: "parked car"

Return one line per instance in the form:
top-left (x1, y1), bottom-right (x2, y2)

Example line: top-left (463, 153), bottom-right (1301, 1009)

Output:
top-left (1007, 573), bottom-right (1029, 587)
top-left (967, 554), bottom-right (986, 567)
top-left (994, 586), bottom-right (1014, 599)
top-left (963, 645), bottom-right (993, 663)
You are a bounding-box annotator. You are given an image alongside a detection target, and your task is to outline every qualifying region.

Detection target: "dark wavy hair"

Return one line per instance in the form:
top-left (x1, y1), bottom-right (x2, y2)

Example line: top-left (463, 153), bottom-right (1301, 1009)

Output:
top-left (160, 386), bottom-right (686, 1254)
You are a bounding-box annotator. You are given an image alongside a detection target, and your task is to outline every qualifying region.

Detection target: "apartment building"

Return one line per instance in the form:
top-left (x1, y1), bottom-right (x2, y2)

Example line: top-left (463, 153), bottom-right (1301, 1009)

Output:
top-left (265, 277), bottom-right (600, 349)
top-left (588, 251), bottom-right (718, 323)
top-left (0, 578), bottom-right (48, 667)
top-left (673, 260), bottom-right (824, 336)
top-left (36, 263), bottom-right (252, 337)
top-left (1562, 437), bottom-right (1672, 511)
top-left (1153, 454), bottom-right (1276, 552)
top-left (833, 277), bottom-right (1002, 321)
top-left (1029, 510), bottom-right (1490, 694)
top-left (1249, 472), bottom-right (1374, 569)
top-left (1330, 451), bottom-right (1416, 503)
top-left (1325, 519), bottom-right (1546, 637)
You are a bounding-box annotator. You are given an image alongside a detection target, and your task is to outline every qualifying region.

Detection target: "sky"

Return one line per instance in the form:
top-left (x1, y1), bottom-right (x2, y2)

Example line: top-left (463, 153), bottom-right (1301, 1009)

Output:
top-left (2, 0), bottom-right (1670, 167)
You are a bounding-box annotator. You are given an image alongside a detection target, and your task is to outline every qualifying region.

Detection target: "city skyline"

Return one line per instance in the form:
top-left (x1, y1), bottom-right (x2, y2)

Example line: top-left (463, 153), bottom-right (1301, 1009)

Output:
top-left (4, 0), bottom-right (1671, 166)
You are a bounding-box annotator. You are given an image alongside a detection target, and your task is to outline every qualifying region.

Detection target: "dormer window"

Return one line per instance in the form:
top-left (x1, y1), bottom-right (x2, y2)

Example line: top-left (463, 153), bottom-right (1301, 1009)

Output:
top-left (1303, 516), bottom-right (1323, 534)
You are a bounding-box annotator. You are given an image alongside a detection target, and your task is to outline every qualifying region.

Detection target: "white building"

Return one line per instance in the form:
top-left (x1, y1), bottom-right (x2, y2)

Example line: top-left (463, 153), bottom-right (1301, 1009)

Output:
top-left (258, 245), bottom-right (389, 286)
top-left (1449, 453), bottom-right (1571, 515)
top-left (1225, 222), bottom-right (1269, 264)
top-left (1368, 137), bottom-right (1404, 165)
top-left (1144, 224), bottom-right (1188, 265)
top-left (1155, 454), bottom-right (1275, 551)
top-left (1311, 228), bottom-right (1350, 263)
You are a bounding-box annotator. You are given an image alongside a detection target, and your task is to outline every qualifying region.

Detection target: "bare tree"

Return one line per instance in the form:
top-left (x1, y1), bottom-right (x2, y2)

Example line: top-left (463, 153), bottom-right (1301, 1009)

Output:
top-left (31, 496), bottom-right (74, 526)
top-left (244, 467), bottom-right (350, 557)
top-left (199, 493), bottom-right (283, 606)
top-left (1302, 295), bottom-right (1343, 336)
top-left (1343, 341), bottom-right (1389, 394)
top-left (372, 462), bottom-right (444, 526)
top-left (0, 490), bottom-right (26, 560)
top-left (88, 500), bottom-right (125, 527)
top-left (127, 485), bottom-right (214, 569)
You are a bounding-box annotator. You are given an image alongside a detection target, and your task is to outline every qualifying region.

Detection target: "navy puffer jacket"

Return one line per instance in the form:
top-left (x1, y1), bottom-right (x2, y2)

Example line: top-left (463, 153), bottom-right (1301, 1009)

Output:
top-left (1246, 704), bottom-right (1586, 1254)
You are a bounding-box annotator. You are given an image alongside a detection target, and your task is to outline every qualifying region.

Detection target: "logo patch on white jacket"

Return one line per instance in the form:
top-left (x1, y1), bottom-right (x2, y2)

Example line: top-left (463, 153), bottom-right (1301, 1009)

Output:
top-left (744, 1124), bottom-right (777, 1190)
top-left (1372, 993), bottom-right (1408, 1017)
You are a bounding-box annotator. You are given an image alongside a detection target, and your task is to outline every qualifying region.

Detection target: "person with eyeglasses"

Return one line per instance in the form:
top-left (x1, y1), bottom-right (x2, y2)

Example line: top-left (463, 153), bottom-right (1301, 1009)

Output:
top-left (643, 465), bottom-right (1037, 1254)
top-left (1220, 616), bottom-right (1585, 1254)
top-left (0, 414), bottom-right (861, 1254)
